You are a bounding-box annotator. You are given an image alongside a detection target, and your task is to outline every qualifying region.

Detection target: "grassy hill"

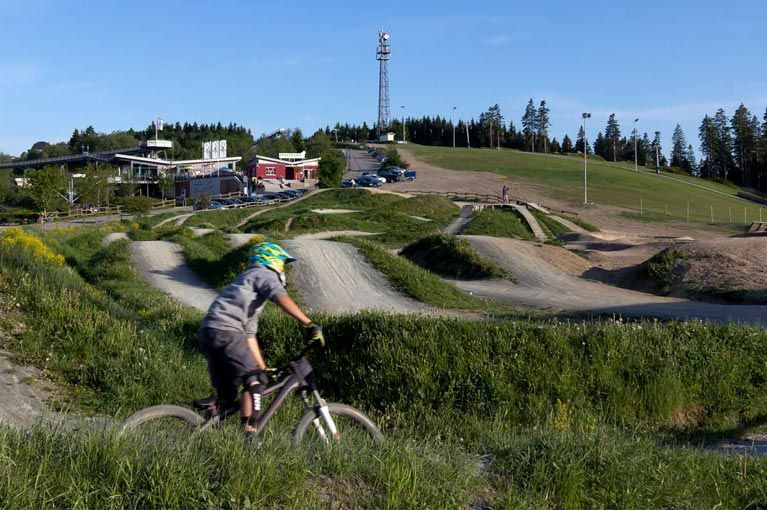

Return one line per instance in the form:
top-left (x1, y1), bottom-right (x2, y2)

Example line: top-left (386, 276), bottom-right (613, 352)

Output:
top-left (406, 145), bottom-right (764, 226)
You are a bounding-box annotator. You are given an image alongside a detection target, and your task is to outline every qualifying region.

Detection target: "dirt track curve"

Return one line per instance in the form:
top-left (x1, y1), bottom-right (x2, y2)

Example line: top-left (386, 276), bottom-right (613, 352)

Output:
top-left (130, 241), bottom-right (218, 312)
top-left (285, 239), bottom-right (431, 314)
top-left (456, 235), bottom-right (767, 324)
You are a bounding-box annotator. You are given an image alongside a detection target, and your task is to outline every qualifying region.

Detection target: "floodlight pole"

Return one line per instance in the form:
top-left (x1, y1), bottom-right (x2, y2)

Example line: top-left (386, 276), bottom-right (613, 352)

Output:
top-left (655, 131), bottom-right (661, 174)
top-left (401, 105), bottom-right (406, 142)
top-left (633, 118), bottom-right (639, 172)
top-left (452, 106), bottom-right (457, 148)
top-left (582, 113), bottom-right (591, 204)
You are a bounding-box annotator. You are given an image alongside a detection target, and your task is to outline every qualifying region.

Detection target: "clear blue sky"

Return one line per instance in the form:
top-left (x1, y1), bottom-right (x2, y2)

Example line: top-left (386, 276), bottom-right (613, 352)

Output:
top-left (1, 0), bottom-right (766, 157)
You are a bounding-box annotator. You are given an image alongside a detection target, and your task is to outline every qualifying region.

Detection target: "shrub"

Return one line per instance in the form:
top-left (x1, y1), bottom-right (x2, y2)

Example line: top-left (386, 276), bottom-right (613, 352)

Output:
top-left (400, 234), bottom-right (510, 279)
top-left (121, 196), bottom-right (153, 216)
top-left (0, 227), bottom-right (64, 265)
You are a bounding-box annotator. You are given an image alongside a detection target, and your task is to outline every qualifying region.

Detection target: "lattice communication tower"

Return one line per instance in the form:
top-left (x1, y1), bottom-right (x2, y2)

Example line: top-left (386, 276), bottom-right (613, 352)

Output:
top-left (376, 31), bottom-right (391, 136)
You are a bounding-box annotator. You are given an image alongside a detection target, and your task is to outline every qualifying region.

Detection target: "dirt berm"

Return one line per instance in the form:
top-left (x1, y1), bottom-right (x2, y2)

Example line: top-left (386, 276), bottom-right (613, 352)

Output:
top-left (641, 237), bottom-right (767, 304)
top-left (456, 235), bottom-right (767, 325)
top-left (284, 239), bottom-right (432, 314)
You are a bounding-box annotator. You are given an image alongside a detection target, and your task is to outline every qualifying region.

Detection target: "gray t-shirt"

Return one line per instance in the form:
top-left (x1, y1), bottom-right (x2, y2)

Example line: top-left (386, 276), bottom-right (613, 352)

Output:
top-left (201, 263), bottom-right (287, 335)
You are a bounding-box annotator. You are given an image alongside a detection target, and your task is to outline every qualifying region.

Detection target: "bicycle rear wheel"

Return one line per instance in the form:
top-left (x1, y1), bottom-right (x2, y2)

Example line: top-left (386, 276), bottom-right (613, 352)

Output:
top-left (293, 403), bottom-right (384, 446)
top-left (120, 405), bottom-right (205, 442)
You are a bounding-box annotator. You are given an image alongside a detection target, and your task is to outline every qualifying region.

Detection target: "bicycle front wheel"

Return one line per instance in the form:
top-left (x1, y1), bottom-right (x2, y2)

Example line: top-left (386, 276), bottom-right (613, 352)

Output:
top-left (293, 403), bottom-right (384, 446)
top-left (120, 405), bottom-right (205, 442)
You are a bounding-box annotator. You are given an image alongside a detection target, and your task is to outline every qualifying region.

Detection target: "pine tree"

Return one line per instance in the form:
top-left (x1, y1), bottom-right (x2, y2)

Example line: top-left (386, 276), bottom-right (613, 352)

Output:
top-left (670, 124), bottom-right (689, 171)
top-left (604, 114), bottom-right (622, 162)
top-left (730, 104), bottom-right (758, 186)
top-left (561, 134), bottom-right (574, 153)
top-left (594, 132), bottom-right (607, 159)
top-left (536, 100), bottom-right (551, 153)
top-left (686, 144), bottom-right (697, 175)
top-left (521, 99), bottom-right (537, 152)
top-left (698, 115), bottom-right (717, 179)
top-left (713, 108), bottom-right (734, 181)
top-left (640, 133), bottom-right (651, 166)
top-left (575, 126), bottom-right (591, 154)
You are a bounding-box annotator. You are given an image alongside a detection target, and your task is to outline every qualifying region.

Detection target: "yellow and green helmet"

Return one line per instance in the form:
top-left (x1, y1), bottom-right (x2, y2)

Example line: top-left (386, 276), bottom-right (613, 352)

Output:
top-left (248, 242), bottom-right (297, 279)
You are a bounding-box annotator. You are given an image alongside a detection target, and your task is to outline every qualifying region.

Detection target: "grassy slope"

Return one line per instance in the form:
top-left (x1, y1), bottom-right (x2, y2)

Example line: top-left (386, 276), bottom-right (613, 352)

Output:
top-left (408, 145), bottom-right (765, 224)
top-left (462, 207), bottom-right (535, 239)
top-left (242, 189), bottom-right (459, 246)
top-left (342, 237), bottom-right (515, 314)
top-left (399, 234), bottom-right (512, 280)
top-left (5, 229), bottom-right (767, 506)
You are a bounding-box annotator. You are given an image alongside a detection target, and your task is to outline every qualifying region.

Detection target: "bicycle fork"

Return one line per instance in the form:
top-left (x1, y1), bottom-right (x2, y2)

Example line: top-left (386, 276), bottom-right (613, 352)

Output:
top-left (302, 390), bottom-right (338, 443)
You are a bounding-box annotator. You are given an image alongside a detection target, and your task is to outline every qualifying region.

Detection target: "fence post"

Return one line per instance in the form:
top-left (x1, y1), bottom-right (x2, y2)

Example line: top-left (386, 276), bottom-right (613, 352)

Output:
top-left (710, 205), bottom-right (713, 223)
top-left (686, 202), bottom-right (690, 222)
top-left (729, 206), bottom-right (732, 222)
top-left (745, 207), bottom-right (748, 224)
top-left (640, 197), bottom-right (643, 214)
top-left (665, 203), bottom-right (669, 216)
top-left (761, 209), bottom-right (763, 222)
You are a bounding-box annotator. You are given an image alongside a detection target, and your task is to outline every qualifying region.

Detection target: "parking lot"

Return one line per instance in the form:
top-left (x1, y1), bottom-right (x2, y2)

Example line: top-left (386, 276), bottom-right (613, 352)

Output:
top-left (198, 188), bottom-right (311, 210)
top-left (341, 148), bottom-right (415, 188)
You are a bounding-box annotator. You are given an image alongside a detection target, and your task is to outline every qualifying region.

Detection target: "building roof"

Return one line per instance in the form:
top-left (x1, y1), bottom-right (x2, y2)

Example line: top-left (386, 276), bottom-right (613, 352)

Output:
top-left (251, 154), bottom-right (321, 166)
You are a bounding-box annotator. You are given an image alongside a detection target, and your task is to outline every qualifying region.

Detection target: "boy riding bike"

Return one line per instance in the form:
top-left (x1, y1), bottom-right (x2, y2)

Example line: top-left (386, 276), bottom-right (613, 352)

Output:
top-left (197, 241), bottom-right (323, 442)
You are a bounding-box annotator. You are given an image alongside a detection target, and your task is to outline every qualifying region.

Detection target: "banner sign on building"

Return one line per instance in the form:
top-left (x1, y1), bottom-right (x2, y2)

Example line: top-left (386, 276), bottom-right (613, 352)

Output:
top-left (203, 139), bottom-right (228, 160)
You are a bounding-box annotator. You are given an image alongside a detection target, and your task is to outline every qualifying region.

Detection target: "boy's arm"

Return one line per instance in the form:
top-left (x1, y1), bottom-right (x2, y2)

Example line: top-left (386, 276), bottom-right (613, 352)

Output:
top-left (273, 294), bottom-right (312, 326)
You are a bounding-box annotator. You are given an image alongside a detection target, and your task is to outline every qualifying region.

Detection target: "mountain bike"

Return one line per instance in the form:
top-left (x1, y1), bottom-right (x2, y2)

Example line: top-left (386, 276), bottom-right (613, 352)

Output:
top-left (120, 342), bottom-right (384, 445)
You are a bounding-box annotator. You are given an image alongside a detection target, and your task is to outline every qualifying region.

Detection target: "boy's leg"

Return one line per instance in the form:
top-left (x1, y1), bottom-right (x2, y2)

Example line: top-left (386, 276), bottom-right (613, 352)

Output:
top-left (241, 336), bottom-right (266, 433)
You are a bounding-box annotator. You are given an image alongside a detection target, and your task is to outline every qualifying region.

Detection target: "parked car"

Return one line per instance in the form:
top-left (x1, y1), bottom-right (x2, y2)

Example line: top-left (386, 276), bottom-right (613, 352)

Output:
top-left (280, 189), bottom-right (302, 198)
top-left (341, 179), bottom-right (357, 188)
top-left (356, 175), bottom-right (382, 187)
top-left (361, 172), bottom-right (386, 184)
top-left (207, 201), bottom-right (225, 209)
top-left (403, 170), bottom-right (417, 180)
top-left (256, 192), bottom-right (282, 201)
top-left (377, 168), bottom-right (403, 182)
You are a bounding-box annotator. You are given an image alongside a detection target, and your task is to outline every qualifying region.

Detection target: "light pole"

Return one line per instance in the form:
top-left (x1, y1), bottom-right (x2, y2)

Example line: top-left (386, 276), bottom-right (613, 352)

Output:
top-left (452, 106), bottom-right (457, 148)
top-left (582, 113), bottom-right (591, 204)
top-left (400, 105), bottom-right (406, 142)
top-left (633, 118), bottom-right (639, 172)
top-left (332, 128), bottom-right (338, 143)
top-left (654, 131), bottom-right (661, 174)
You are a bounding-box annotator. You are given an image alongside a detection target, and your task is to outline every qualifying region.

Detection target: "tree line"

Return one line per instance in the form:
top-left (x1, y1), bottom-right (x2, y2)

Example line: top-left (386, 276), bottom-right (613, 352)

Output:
top-left (329, 100), bottom-right (767, 192)
top-left (16, 122), bottom-right (256, 163)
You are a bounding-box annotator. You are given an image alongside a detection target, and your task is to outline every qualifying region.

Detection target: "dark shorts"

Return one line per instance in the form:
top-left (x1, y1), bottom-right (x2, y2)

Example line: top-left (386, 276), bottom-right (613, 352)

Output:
top-left (197, 327), bottom-right (259, 403)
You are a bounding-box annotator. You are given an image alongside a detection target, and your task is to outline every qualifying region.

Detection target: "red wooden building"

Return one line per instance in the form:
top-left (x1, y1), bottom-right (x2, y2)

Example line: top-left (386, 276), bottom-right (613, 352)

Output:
top-left (248, 151), bottom-right (320, 181)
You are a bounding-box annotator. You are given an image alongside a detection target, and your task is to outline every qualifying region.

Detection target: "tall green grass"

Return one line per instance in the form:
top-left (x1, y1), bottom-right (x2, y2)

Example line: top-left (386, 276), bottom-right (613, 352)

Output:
top-left (462, 207), bottom-right (535, 239)
top-left (341, 237), bottom-right (515, 314)
top-left (241, 190), bottom-right (459, 246)
top-left (5, 228), bottom-right (767, 507)
top-left (400, 234), bottom-right (512, 280)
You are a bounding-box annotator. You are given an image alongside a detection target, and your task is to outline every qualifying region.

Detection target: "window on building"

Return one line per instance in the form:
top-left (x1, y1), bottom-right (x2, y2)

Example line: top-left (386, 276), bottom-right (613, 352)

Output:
top-left (265, 167), bottom-right (276, 176)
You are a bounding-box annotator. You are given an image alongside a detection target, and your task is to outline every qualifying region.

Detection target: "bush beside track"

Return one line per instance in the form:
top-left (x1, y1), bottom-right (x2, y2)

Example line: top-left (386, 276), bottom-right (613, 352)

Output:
top-left (400, 234), bottom-right (512, 280)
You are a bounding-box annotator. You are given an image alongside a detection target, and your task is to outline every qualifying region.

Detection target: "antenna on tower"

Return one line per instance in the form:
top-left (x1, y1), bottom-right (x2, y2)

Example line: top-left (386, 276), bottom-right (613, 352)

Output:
top-left (376, 30), bottom-right (391, 138)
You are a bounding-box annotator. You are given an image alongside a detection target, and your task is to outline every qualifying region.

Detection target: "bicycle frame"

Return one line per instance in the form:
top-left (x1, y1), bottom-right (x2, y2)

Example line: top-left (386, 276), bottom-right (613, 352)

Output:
top-left (199, 354), bottom-right (335, 438)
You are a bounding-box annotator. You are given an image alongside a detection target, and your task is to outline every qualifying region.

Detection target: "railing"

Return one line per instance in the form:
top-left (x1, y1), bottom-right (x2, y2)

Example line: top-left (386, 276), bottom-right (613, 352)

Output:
top-left (45, 206), bottom-right (124, 222)
top-left (404, 189), bottom-right (578, 216)
top-left (405, 190), bottom-right (502, 203)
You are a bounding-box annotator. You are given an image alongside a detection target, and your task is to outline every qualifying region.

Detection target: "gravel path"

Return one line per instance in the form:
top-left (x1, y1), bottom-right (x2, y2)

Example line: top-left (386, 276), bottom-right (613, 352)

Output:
top-left (103, 232), bottom-right (129, 245)
top-left (457, 235), bottom-right (767, 324)
top-left (442, 205), bottom-right (475, 234)
top-left (130, 241), bottom-right (217, 312)
top-left (284, 239), bottom-right (430, 314)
